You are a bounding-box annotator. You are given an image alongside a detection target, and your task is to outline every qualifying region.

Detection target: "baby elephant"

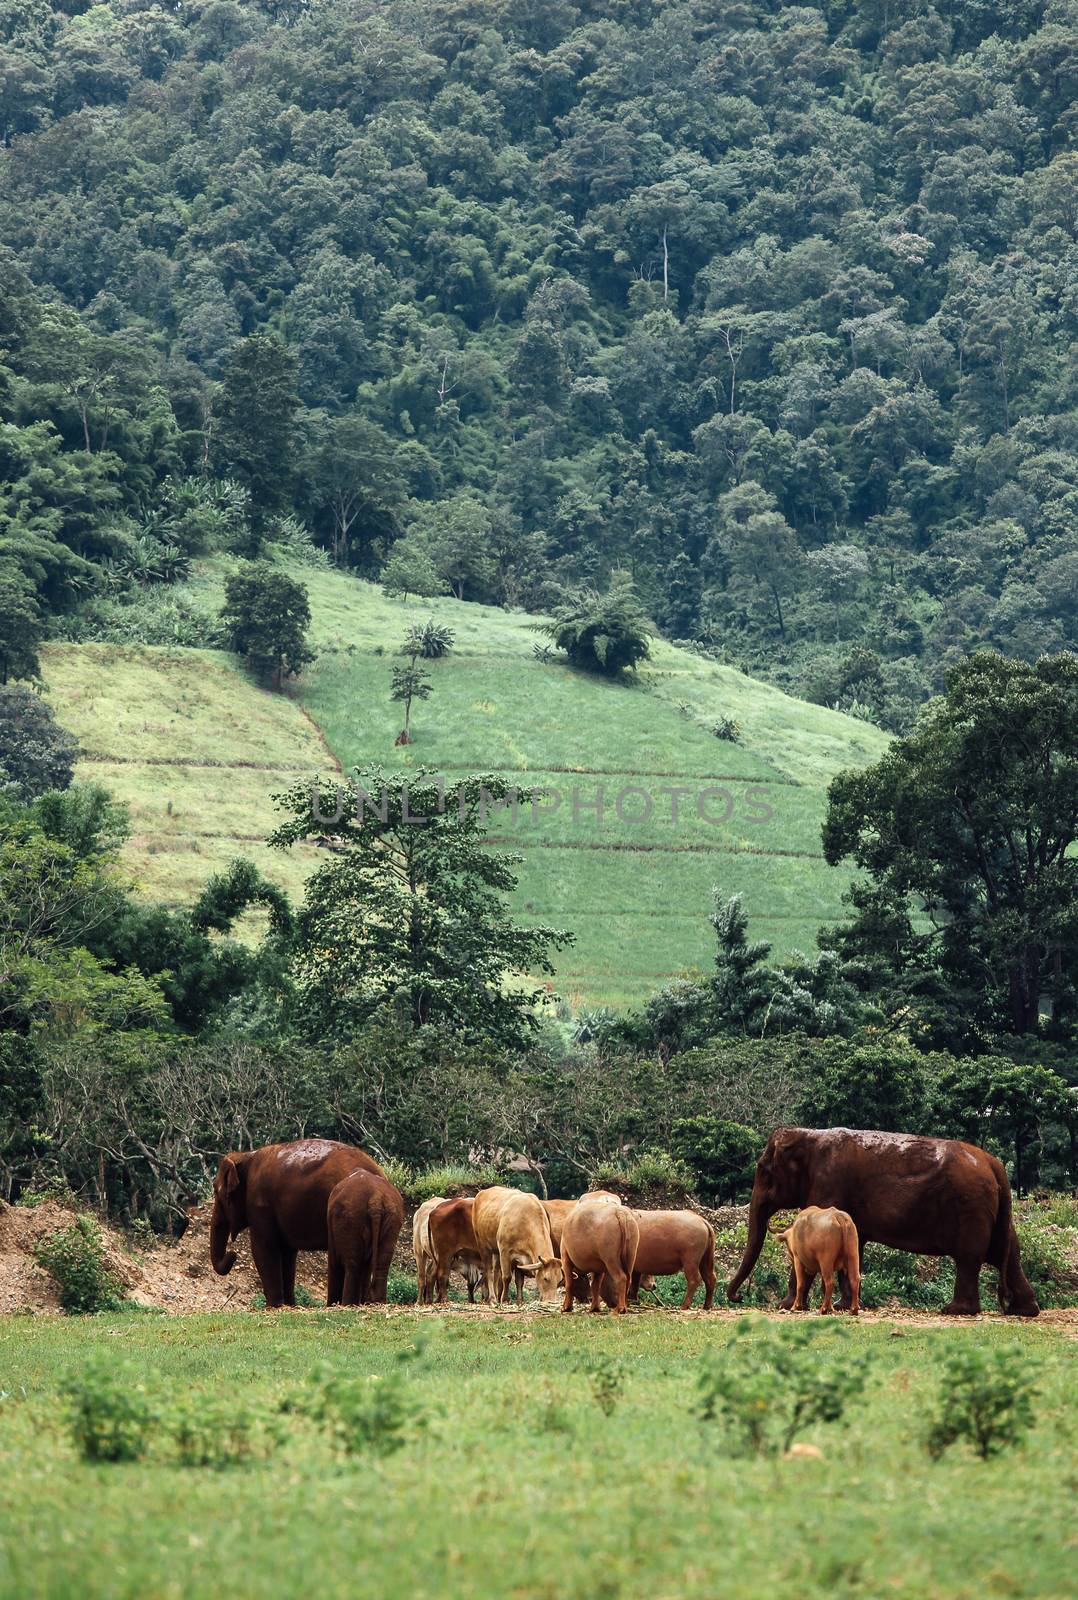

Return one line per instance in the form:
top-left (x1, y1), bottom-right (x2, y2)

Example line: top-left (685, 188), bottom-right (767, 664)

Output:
top-left (327, 1169), bottom-right (405, 1305)
top-left (771, 1205), bottom-right (860, 1315)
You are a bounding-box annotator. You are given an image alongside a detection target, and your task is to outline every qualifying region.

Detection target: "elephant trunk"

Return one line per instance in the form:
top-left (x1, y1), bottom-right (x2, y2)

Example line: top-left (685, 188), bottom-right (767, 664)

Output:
top-left (727, 1191), bottom-right (774, 1302)
top-left (209, 1198), bottom-right (237, 1275)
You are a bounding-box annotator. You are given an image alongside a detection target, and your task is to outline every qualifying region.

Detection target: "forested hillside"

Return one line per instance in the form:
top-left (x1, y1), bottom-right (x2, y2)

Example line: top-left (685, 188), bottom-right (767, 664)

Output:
top-left (3, 0), bottom-right (1077, 728)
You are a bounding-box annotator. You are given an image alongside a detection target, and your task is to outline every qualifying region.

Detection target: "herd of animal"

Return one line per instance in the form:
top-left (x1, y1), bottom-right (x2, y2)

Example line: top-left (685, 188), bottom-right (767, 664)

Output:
top-left (208, 1125), bottom-right (1042, 1319)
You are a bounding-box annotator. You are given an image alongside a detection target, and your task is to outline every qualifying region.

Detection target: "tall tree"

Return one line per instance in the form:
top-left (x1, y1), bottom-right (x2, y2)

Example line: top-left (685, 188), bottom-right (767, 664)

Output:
top-left (214, 335), bottom-right (299, 548)
top-left (220, 563), bottom-right (313, 690)
top-left (824, 653), bottom-right (1078, 1037)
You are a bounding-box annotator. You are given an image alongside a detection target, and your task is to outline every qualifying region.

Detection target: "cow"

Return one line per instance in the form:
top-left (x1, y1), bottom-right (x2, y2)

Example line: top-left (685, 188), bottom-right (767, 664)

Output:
top-left (473, 1186), bottom-right (561, 1304)
top-left (561, 1191), bottom-right (640, 1314)
top-left (629, 1210), bottom-right (716, 1310)
top-left (412, 1195), bottom-right (445, 1305)
top-left (428, 1196), bottom-right (486, 1305)
top-left (770, 1205), bottom-right (861, 1315)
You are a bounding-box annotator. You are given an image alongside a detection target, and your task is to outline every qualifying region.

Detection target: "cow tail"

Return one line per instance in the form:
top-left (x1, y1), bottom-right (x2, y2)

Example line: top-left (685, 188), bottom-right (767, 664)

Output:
top-left (620, 1211), bottom-right (638, 1279)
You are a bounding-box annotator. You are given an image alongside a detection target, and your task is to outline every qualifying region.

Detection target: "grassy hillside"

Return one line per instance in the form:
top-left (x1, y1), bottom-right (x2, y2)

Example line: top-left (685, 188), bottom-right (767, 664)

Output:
top-left (44, 566), bottom-right (889, 1007)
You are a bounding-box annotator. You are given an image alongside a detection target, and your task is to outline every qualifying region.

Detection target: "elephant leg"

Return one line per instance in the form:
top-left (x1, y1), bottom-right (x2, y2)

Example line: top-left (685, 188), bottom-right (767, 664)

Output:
top-left (327, 1249), bottom-right (344, 1306)
top-left (342, 1262), bottom-right (361, 1305)
top-left (281, 1247), bottom-right (298, 1307)
top-left (779, 1264), bottom-right (798, 1311)
top-left (943, 1256), bottom-right (982, 1316)
top-left (251, 1232), bottom-right (285, 1309)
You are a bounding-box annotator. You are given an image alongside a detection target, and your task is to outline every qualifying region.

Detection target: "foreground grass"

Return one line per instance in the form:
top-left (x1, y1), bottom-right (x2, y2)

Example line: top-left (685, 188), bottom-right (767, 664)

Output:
top-left (0, 1312), bottom-right (1072, 1600)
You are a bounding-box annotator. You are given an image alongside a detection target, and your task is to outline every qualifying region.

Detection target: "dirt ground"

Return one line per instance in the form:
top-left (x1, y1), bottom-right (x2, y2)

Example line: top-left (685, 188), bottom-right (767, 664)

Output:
top-left (2, 1197), bottom-right (1076, 1334)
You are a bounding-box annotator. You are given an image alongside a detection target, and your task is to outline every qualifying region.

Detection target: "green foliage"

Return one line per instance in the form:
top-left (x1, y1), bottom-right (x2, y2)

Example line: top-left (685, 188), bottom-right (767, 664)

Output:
top-left (0, 686), bottom-right (79, 800)
top-left (924, 1346), bottom-right (1037, 1461)
top-left (587, 1149), bottom-right (695, 1208)
top-left (586, 1356), bottom-right (625, 1417)
top-left (670, 1117), bottom-right (759, 1205)
top-left (402, 1163), bottom-right (504, 1206)
top-left (213, 336), bottom-right (299, 545)
top-left (381, 540), bottom-right (446, 600)
top-left (64, 1361), bottom-right (153, 1462)
top-left (405, 619), bottom-right (455, 659)
top-left (220, 562), bottom-right (314, 688)
top-left (544, 573), bottom-right (653, 678)
top-left (33, 1217), bottom-right (126, 1314)
top-left (169, 1398), bottom-right (284, 1469)
top-left (698, 1318), bottom-right (872, 1456)
top-left (272, 767), bottom-right (572, 1045)
top-left (0, 573), bottom-right (43, 684)
top-left (304, 1360), bottom-right (426, 1458)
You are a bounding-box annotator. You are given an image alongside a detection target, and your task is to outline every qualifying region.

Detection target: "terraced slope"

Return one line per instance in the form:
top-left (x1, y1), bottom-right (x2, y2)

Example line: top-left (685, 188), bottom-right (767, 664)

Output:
top-left (39, 643), bottom-right (335, 915)
top-left (180, 562), bottom-right (890, 1007)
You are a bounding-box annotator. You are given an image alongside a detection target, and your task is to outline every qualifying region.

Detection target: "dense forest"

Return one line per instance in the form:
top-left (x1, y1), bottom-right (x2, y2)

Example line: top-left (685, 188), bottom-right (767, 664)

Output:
top-left (2, 0), bottom-right (1078, 726)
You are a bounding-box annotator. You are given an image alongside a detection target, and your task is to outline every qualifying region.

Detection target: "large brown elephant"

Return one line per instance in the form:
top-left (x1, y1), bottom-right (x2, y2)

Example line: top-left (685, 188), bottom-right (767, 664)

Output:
top-left (327, 1169), bottom-right (405, 1305)
top-left (727, 1126), bottom-right (1039, 1317)
top-left (209, 1139), bottom-right (384, 1307)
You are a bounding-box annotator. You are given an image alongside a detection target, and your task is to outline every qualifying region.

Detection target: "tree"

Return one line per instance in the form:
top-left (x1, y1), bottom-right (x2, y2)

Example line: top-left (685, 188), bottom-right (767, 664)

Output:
top-left (0, 574), bottom-right (43, 684)
top-left (0, 686), bottom-right (79, 800)
top-left (271, 768), bottom-right (573, 1045)
top-left (220, 563), bottom-right (314, 690)
top-left (390, 640), bottom-right (432, 745)
top-left (214, 335), bottom-right (299, 547)
top-left (381, 538), bottom-right (446, 601)
top-left (304, 414), bottom-right (405, 568)
top-left (825, 653), bottom-right (1078, 1038)
top-left (544, 571), bottom-right (653, 677)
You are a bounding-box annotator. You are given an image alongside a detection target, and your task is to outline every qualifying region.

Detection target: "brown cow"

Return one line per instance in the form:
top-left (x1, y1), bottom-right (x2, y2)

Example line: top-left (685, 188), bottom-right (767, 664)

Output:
top-left (771, 1205), bottom-right (861, 1314)
top-left (473, 1187), bottom-right (560, 1304)
top-left (412, 1195), bottom-right (444, 1305)
top-left (428, 1197), bottom-right (486, 1305)
top-left (561, 1192), bottom-right (639, 1314)
top-left (629, 1210), bottom-right (716, 1310)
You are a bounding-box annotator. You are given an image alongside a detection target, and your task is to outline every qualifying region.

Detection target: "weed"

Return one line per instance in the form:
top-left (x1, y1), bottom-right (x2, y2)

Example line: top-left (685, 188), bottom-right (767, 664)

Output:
top-left (249, 1284), bottom-right (319, 1310)
top-left (305, 1361), bottom-right (425, 1457)
top-left (169, 1397), bottom-right (284, 1469)
top-left (586, 1355), bottom-right (625, 1415)
top-left (64, 1361), bottom-right (154, 1463)
top-left (924, 1345), bottom-right (1037, 1461)
top-left (698, 1317), bottom-right (872, 1456)
top-left (34, 1218), bottom-right (126, 1315)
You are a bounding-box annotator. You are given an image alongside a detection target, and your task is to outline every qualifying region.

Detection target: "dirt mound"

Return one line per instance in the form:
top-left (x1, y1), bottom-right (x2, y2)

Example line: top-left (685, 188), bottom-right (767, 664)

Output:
top-left (0, 1199), bottom-right (332, 1315)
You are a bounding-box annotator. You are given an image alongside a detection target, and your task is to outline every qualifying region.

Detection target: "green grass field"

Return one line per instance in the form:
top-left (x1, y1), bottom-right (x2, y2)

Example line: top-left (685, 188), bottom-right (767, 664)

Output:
top-left (42, 562), bottom-right (891, 1005)
top-left (0, 1312), bottom-right (1071, 1600)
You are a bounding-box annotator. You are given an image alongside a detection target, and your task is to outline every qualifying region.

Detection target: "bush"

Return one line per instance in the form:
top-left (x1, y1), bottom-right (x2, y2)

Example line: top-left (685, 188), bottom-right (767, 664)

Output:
top-left (712, 1224), bottom-right (790, 1307)
top-left (35, 1218), bottom-right (127, 1314)
top-left (542, 571), bottom-right (653, 677)
top-left (859, 1247), bottom-right (951, 1311)
top-left (586, 1355), bottom-right (625, 1416)
top-left (64, 1361), bottom-right (153, 1462)
top-left (711, 717), bottom-right (742, 742)
top-left (924, 1345), bottom-right (1037, 1460)
top-left (169, 1397), bottom-right (283, 1469)
top-left (670, 1116), bottom-right (758, 1204)
top-left (403, 1163), bottom-right (504, 1206)
top-left (305, 1359), bottom-right (425, 1457)
top-left (405, 619), bottom-right (455, 659)
top-left (588, 1149), bottom-right (695, 1208)
top-left (698, 1318), bottom-right (872, 1456)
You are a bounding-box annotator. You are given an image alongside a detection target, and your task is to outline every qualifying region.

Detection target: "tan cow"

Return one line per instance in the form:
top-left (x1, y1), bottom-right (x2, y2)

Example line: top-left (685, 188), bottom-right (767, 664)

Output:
top-left (412, 1195), bottom-right (445, 1305)
top-left (630, 1210), bottom-right (716, 1310)
top-left (473, 1186), bottom-right (560, 1304)
top-left (561, 1191), bottom-right (640, 1314)
top-left (428, 1196), bottom-right (486, 1305)
top-left (770, 1205), bottom-right (861, 1314)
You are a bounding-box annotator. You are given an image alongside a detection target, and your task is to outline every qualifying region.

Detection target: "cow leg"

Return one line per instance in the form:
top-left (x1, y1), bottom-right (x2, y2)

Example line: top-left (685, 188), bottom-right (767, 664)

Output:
top-left (943, 1256), bottom-right (982, 1316)
top-left (701, 1248), bottom-right (716, 1311)
top-left (561, 1251), bottom-right (575, 1314)
top-left (628, 1271), bottom-right (640, 1304)
top-left (820, 1265), bottom-right (835, 1314)
top-left (681, 1258), bottom-right (702, 1311)
top-left (792, 1260), bottom-right (812, 1311)
top-left (779, 1264), bottom-right (798, 1311)
top-left (589, 1272), bottom-right (605, 1314)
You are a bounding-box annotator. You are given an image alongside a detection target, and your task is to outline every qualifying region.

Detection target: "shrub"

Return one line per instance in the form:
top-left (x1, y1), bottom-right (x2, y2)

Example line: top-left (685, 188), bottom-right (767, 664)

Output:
top-left (384, 1271), bottom-right (420, 1305)
top-left (250, 1284), bottom-right (319, 1310)
top-left (588, 1149), bottom-right (695, 1208)
top-left (35, 1218), bottom-right (127, 1314)
top-left (711, 717), bottom-right (742, 742)
top-left (305, 1360), bottom-right (425, 1457)
top-left (698, 1318), bottom-right (872, 1456)
top-left (404, 1163), bottom-right (504, 1206)
top-left (64, 1361), bottom-right (153, 1462)
top-left (405, 619), bottom-right (455, 659)
top-left (586, 1355), bottom-right (625, 1416)
top-left (858, 1247), bottom-right (951, 1311)
top-left (712, 1224), bottom-right (790, 1307)
top-left (542, 571), bottom-right (653, 677)
top-left (169, 1397), bottom-right (283, 1469)
top-left (670, 1116), bottom-right (758, 1204)
top-left (1013, 1218), bottom-right (1078, 1306)
top-left (924, 1345), bottom-right (1037, 1460)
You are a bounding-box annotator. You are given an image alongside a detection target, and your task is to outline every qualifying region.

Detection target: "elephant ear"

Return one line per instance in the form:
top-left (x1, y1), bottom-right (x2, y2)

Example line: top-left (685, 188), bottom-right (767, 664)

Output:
top-left (221, 1155), bottom-right (243, 1199)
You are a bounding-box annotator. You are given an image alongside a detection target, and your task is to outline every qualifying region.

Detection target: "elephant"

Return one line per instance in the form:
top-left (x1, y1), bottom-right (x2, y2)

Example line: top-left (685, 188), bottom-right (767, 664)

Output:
top-left (327, 1169), bottom-right (405, 1305)
top-left (210, 1139), bottom-right (384, 1308)
top-left (727, 1126), bottom-right (1039, 1318)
